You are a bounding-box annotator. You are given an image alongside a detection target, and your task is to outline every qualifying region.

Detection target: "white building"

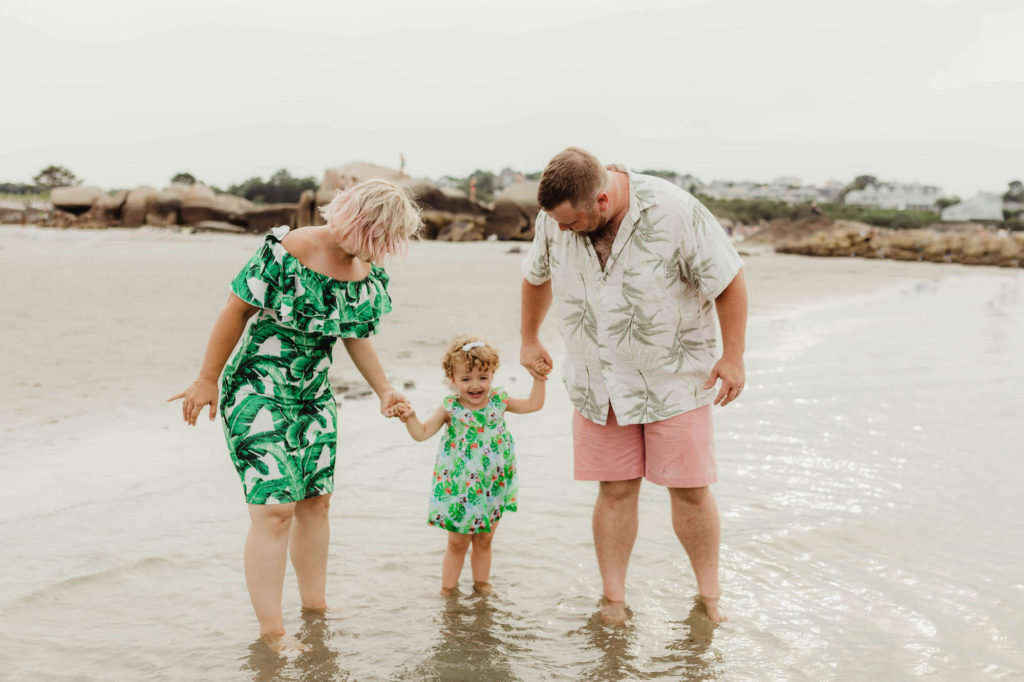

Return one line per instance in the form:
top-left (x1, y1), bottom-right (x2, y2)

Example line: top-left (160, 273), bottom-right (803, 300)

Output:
top-left (940, 193), bottom-right (1004, 222)
top-left (844, 182), bottom-right (942, 211)
top-left (701, 179), bottom-right (837, 204)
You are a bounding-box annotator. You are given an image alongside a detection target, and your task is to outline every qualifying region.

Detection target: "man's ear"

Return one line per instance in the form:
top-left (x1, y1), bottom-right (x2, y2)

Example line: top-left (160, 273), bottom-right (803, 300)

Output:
top-left (596, 192), bottom-right (610, 211)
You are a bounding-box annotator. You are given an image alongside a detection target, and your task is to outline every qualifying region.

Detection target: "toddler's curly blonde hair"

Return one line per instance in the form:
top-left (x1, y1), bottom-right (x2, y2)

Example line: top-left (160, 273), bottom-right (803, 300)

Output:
top-left (442, 335), bottom-right (500, 380)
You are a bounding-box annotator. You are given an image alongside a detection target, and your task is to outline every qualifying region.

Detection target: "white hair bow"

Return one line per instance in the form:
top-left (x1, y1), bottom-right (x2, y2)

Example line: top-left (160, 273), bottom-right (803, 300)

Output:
top-left (461, 341), bottom-right (485, 352)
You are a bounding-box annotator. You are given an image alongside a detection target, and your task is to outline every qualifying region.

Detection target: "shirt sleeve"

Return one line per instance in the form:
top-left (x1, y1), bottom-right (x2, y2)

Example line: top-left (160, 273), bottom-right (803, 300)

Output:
top-left (521, 212), bottom-right (552, 285)
top-left (677, 201), bottom-right (744, 300)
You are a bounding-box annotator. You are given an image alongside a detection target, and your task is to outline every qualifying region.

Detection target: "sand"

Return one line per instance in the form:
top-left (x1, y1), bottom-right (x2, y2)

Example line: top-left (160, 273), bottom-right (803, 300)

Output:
top-left (0, 225), bottom-right (950, 433)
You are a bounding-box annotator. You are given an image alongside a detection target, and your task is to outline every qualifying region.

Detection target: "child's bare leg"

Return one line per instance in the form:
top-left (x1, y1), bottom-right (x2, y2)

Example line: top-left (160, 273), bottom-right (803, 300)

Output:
top-left (246, 502), bottom-right (306, 649)
top-left (441, 532), bottom-right (471, 595)
top-left (470, 523), bottom-right (498, 593)
top-left (291, 493), bottom-right (332, 612)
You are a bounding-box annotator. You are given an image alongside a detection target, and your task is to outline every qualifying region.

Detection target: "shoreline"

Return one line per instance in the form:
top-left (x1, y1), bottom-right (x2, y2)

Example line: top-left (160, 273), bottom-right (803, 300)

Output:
top-left (0, 224), bottom-right (980, 432)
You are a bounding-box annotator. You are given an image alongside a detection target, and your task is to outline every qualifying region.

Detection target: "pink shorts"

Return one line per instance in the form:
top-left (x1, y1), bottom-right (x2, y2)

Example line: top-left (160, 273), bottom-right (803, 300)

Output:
top-left (572, 405), bottom-right (716, 488)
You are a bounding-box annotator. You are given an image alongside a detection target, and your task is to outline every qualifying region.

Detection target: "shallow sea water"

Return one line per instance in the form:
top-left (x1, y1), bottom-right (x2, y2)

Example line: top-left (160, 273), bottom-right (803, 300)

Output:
top-left (2, 267), bottom-right (1022, 681)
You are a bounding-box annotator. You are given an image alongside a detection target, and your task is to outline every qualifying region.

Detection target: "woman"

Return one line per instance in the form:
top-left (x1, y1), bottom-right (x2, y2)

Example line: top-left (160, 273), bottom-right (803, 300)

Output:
top-left (170, 179), bottom-right (421, 652)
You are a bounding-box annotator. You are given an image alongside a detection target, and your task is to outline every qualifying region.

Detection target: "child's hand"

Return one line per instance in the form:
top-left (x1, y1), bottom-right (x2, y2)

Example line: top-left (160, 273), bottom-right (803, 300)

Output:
top-left (533, 358), bottom-right (552, 378)
top-left (390, 403), bottom-right (415, 422)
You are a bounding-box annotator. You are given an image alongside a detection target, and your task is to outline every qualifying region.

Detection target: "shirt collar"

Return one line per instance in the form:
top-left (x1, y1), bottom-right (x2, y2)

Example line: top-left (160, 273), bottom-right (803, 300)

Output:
top-left (607, 165), bottom-right (659, 228)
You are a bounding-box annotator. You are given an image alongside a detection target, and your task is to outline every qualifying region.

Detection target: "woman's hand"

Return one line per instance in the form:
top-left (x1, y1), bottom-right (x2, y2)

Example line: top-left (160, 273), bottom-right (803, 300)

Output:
top-left (379, 388), bottom-right (410, 418)
top-left (168, 378), bottom-right (219, 426)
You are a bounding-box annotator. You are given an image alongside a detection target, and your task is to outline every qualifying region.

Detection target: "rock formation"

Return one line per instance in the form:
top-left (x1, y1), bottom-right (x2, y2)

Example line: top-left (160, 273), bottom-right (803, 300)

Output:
top-left (485, 181), bottom-right (540, 240)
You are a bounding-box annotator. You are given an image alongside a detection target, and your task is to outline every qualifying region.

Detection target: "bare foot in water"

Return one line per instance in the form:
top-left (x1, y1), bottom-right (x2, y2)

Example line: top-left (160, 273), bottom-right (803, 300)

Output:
top-left (473, 581), bottom-right (493, 596)
top-left (598, 597), bottom-right (631, 626)
top-left (698, 594), bottom-right (727, 623)
top-left (440, 585), bottom-right (458, 597)
top-left (260, 632), bottom-right (310, 656)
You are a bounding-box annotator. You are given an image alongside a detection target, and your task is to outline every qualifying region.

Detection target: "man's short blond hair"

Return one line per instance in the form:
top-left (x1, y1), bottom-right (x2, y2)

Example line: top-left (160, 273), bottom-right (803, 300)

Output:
top-left (537, 147), bottom-right (608, 210)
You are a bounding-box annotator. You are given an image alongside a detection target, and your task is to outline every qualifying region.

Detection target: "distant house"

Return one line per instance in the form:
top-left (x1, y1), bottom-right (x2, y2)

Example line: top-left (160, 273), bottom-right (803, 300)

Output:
top-left (940, 193), bottom-right (1004, 222)
top-left (844, 182), bottom-right (942, 211)
top-left (702, 178), bottom-right (836, 205)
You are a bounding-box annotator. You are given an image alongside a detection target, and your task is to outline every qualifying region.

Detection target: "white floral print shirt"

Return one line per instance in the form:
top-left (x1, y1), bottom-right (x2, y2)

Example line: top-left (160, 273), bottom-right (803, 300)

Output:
top-left (522, 167), bottom-right (743, 425)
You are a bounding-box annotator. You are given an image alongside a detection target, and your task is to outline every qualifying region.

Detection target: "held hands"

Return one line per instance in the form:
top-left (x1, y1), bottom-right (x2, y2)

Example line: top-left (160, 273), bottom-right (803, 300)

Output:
top-left (703, 355), bottom-right (745, 407)
top-left (521, 341), bottom-right (553, 381)
top-left (168, 378), bottom-right (219, 425)
top-left (380, 389), bottom-right (411, 419)
top-left (390, 403), bottom-right (415, 423)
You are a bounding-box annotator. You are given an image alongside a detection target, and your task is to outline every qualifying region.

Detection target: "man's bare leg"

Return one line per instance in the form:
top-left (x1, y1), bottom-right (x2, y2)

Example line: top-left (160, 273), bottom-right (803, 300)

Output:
top-left (593, 478), bottom-right (642, 624)
top-left (668, 486), bottom-right (726, 623)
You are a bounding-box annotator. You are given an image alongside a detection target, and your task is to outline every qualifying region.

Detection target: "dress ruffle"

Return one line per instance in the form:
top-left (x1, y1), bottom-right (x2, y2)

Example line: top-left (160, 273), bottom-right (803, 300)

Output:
top-left (230, 225), bottom-right (392, 338)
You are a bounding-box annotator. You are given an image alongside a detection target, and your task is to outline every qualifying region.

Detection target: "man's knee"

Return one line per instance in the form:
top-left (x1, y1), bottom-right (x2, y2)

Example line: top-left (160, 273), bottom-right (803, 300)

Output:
top-left (598, 478), bottom-right (642, 504)
top-left (669, 485), bottom-right (711, 506)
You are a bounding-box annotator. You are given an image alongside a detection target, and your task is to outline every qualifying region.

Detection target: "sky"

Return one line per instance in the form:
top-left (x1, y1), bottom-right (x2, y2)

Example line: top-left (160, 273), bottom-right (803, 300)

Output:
top-left (1, 0), bottom-right (1021, 199)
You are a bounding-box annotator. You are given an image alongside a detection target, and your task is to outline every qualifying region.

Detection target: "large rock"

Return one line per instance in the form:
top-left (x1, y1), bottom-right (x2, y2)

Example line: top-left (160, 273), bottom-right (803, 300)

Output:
top-left (315, 162), bottom-right (488, 235)
top-left (95, 189), bottom-right (128, 214)
top-left (50, 186), bottom-right (107, 216)
top-left (0, 199), bottom-right (27, 224)
top-left (485, 181), bottom-right (540, 240)
top-left (244, 204), bottom-right (298, 233)
top-left (777, 225), bottom-right (1024, 268)
top-left (315, 162), bottom-right (406, 206)
top-left (297, 189), bottom-right (316, 228)
top-left (180, 193), bottom-right (254, 226)
top-left (122, 187), bottom-right (160, 226)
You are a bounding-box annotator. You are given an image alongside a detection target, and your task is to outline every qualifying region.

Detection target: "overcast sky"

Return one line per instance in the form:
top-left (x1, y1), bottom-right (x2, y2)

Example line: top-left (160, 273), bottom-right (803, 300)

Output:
top-left (1, 0), bottom-right (1020, 198)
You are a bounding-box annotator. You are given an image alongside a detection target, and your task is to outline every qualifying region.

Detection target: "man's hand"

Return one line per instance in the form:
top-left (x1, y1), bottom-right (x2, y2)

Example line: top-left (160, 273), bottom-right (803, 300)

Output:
top-left (703, 355), bottom-right (745, 407)
top-left (521, 340), bottom-right (553, 380)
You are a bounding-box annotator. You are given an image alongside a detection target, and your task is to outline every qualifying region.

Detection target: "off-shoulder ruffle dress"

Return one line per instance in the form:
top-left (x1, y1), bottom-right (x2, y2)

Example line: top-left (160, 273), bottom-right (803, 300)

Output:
top-left (219, 226), bottom-right (391, 504)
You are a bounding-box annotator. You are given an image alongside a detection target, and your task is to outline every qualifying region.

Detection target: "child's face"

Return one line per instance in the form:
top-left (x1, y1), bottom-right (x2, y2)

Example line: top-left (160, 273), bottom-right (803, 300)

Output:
top-left (450, 360), bottom-right (494, 409)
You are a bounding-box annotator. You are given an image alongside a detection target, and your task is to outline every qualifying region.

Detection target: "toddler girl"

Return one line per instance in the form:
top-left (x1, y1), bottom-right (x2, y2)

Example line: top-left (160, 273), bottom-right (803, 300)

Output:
top-left (397, 335), bottom-right (548, 595)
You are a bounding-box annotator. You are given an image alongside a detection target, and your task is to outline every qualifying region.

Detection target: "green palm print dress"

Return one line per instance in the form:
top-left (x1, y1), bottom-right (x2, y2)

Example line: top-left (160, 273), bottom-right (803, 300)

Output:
top-left (428, 389), bottom-right (518, 533)
top-left (220, 226), bottom-right (391, 505)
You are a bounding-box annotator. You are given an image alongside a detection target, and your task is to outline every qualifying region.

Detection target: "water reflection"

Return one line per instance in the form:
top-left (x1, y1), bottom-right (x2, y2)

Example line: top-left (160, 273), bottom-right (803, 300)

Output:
top-left (655, 598), bottom-right (723, 680)
top-left (239, 611), bottom-right (348, 682)
top-left (572, 598), bottom-right (722, 681)
top-left (571, 602), bottom-right (641, 681)
top-left (403, 590), bottom-right (520, 681)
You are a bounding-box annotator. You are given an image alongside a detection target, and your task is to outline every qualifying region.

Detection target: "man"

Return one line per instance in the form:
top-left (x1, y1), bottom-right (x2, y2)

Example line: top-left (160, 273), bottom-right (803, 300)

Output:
top-left (520, 147), bottom-right (747, 623)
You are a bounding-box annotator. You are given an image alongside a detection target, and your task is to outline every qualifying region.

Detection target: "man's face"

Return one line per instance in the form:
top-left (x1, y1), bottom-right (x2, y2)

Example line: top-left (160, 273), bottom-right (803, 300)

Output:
top-left (546, 199), bottom-right (604, 234)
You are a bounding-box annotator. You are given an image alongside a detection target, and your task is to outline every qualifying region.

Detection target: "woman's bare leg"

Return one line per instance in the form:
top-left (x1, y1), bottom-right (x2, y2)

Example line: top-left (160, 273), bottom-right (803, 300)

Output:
top-left (291, 493), bottom-right (332, 612)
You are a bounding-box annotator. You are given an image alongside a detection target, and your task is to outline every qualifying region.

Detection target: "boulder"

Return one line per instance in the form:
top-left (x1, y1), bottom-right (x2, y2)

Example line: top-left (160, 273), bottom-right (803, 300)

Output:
top-left (95, 189), bottom-right (128, 214)
top-left (437, 219), bottom-right (485, 242)
top-left (50, 186), bottom-right (107, 216)
top-left (244, 204), bottom-right (298, 233)
top-left (0, 199), bottom-right (27, 224)
top-left (297, 189), bottom-right (316, 228)
top-left (180, 193), bottom-right (253, 227)
top-left (122, 187), bottom-right (160, 226)
top-left (315, 162), bottom-right (488, 236)
top-left (485, 181), bottom-right (540, 240)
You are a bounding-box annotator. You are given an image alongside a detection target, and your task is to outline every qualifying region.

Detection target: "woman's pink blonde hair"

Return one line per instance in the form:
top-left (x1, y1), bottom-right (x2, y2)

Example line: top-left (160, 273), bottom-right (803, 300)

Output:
top-left (441, 335), bottom-right (500, 380)
top-left (319, 178), bottom-right (422, 262)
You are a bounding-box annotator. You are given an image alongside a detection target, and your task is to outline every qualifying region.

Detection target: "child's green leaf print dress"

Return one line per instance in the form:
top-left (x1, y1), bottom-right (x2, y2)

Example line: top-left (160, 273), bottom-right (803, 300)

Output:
top-left (429, 389), bottom-right (518, 533)
top-left (220, 226), bottom-right (391, 505)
